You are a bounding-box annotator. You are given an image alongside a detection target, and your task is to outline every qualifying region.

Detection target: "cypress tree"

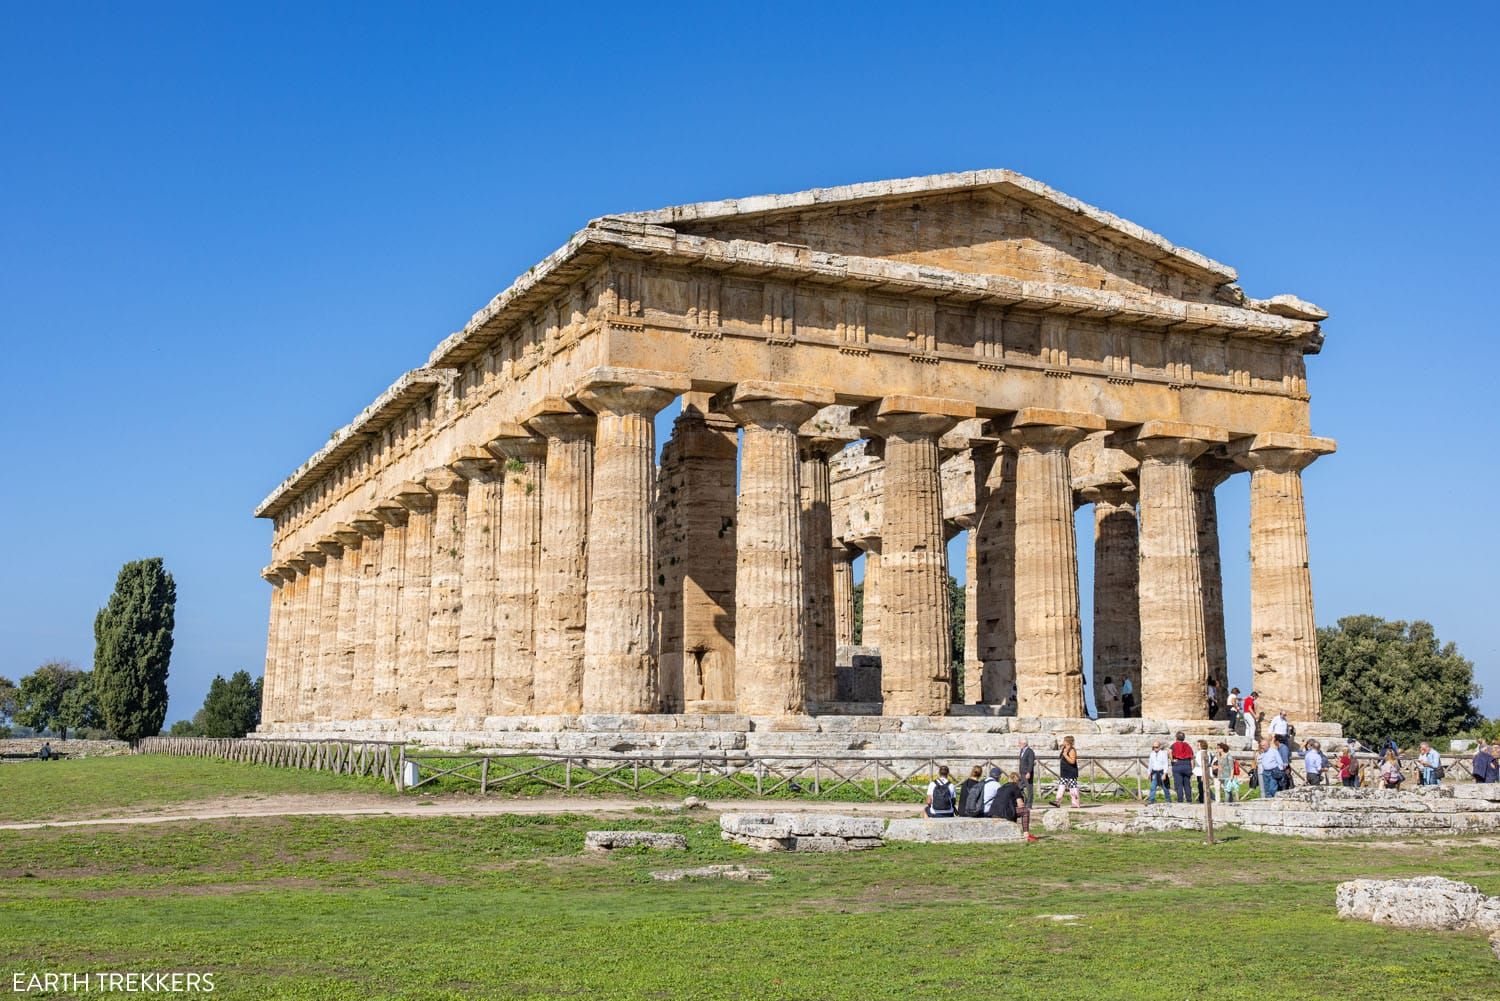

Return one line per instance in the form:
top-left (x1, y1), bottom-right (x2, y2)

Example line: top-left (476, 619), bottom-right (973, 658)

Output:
top-left (93, 557), bottom-right (176, 741)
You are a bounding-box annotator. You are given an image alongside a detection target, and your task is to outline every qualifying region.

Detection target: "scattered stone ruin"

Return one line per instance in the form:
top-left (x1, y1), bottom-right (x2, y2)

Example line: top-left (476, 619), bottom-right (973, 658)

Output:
top-left (252, 171), bottom-right (1334, 753)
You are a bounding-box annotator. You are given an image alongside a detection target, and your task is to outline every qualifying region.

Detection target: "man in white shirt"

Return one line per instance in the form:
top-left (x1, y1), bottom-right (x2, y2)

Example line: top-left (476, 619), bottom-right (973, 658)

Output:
top-left (1303, 740), bottom-right (1327, 786)
top-left (980, 767), bottom-right (1004, 816)
top-left (1270, 711), bottom-right (1291, 767)
top-left (1146, 741), bottom-right (1170, 804)
top-left (1417, 742), bottom-right (1443, 786)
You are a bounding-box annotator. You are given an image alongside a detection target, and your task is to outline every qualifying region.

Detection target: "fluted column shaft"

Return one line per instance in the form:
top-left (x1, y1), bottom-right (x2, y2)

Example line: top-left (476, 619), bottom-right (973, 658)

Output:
top-left (350, 520), bottom-right (384, 720)
top-left (1088, 485), bottom-right (1140, 717)
top-left (974, 444), bottom-right (1018, 705)
top-left (490, 441), bottom-right (544, 714)
top-left (726, 398), bottom-right (819, 715)
top-left (297, 550), bottom-right (326, 722)
top-left (452, 456), bottom-right (501, 719)
top-left (999, 422), bottom-right (1092, 717)
top-left (528, 413), bottom-right (595, 714)
top-left (1239, 448), bottom-right (1324, 720)
top-left (799, 438), bottom-right (840, 706)
top-left (866, 412), bottom-right (957, 716)
top-left (962, 522), bottom-right (980, 704)
top-left (577, 383), bottom-right (679, 713)
top-left (395, 486), bottom-right (435, 716)
top-left (329, 534), bottom-right (363, 721)
top-left (1193, 465), bottom-right (1232, 691)
top-left (280, 565), bottom-right (307, 722)
top-left (859, 543), bottom-right (882, 649)
top-left (260, 570), bottom-right (283, 725)
top-left (424, 472), bottom-right (467, 716)
top-left (371, 507), bottom-right (407, 718)
top-left (832, 548), bottom-right (856, 648)
top-left (313, 540), bottom-right (344, 722)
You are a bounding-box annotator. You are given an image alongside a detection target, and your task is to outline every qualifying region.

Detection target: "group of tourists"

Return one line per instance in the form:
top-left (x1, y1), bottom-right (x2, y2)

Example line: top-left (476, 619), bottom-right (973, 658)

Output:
top-left (923, 736), bottom-right (1093, 842)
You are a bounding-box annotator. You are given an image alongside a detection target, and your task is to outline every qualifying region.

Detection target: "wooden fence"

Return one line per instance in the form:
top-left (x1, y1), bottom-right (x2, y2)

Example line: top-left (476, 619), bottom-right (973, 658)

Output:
top-left (136, 738), bottom-right (1485, 802)
top-left (136, 736), bottom-right (403, 784)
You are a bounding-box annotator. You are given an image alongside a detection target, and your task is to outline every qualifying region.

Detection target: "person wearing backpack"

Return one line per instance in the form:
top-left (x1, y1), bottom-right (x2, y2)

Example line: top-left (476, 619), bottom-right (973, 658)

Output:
top-left (956, 765), bottom-right (985, 817)
top-left (924, 765), bottom-right (957, 817)
top-left (988, 770), bottom-right (1038, 842)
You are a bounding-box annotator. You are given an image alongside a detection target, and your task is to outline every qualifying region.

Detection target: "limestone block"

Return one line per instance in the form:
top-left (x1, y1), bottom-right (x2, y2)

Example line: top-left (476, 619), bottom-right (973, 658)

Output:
top-left (1474, 898), bottom-right (1500, 934)
top-left (771, 813), bottom-right (885, 839)
top-left (787, 835), bottom-right (865, 852)
top-left (884, 818), bottom-right (1024, 843)
top-left (583, 831), bottom-right (689, 851)
top-left (650, 864), bottom-right (771, 882)
top-left (1336, 877), bottom-right (1486, 930)
top-left (1041, 808), bottom-right (1070, 832)
top-left (720, 814), bottom-right (793, 839)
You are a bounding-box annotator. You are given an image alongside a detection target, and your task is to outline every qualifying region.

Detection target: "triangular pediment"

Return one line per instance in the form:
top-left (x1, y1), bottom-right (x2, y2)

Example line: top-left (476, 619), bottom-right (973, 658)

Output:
top-left (606, 171), bottom-right (1236, 304)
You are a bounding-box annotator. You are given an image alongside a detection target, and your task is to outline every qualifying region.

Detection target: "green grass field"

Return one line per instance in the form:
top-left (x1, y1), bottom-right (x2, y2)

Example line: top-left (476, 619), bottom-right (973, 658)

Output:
top-left (1, 757), bottom-right (1497, 1000)
top-left (0, 755), bottom-right (395, 823)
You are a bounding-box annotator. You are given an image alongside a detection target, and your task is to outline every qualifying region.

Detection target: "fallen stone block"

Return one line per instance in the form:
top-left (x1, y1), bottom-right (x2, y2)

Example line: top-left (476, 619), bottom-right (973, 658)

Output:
top-left (1336, 877), bottom-right (1486, 930)
top-left (720, 832), bottom-right (791, 852)
top-left (584, 831), bottom-right (688, 852)
top-left (1041, 808), bottom-right (1070, 832)
top-left (787, 835), bottom-right (859, 852)
top-left (650, 864), bottom-right (771, 882)
top-left (884, 818), bottom-right (1024, 843)
top-left (784, 814), bottom-right (885, 839)
top-left (719, 814), bottom-right (793, 839)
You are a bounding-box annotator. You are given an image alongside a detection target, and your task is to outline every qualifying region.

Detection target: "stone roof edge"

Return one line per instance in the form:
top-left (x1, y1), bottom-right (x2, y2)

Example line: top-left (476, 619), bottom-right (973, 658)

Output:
top-left (596, 169), bottom-right (1240, 285)
top-left (253, 368), bottom-right (449, 520)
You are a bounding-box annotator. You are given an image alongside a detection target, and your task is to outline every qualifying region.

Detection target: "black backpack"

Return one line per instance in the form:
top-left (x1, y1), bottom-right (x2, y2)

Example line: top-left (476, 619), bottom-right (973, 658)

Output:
top-left (931, 780), bottom-right (955, 814)
top-left (960, 780), bottom-right (985, 818)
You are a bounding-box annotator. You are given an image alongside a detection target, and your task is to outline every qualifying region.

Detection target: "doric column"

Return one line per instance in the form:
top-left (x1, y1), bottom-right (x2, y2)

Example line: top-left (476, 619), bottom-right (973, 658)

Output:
top-left (959, 517), bottom-right (980, 704)
top-left (1230, 432), bottom-right (1336, 721)
top-left (574, 368), bottom-right (689, 713)
top-left (1115, 421), bottom-right (1228, 719)
top-left (297, 547), bottom-right (327, 722)
top-left (393, 482), bottom-right (435, 717)
top-left (281, 559), bottom-right (309, 722)
top-left (831, 546), bottom-right (856, 649)
top-left (329, 526), bottom-right (365, 722)
top-left (716, 382), bottom-right (833, 715)
top-left (259, 567), bottom-right (283, 726)
top-left (972, 442), bottom-right (1018, 705)
top-left (350, 516), bottom-right (384, 720)
top-left (371, 503), bottom-right (408, 718)
top-left (422, 470), bottom-right (467, 716)
top-left (798, 425), bottom-right (845, 708)
top-left (488, 428), bottom-right (544, 714)
top-left (1080, 482), bottom-right (1139, 718)
top-left (655, 394), bottom-right (739, 711)
top-left (1193, 461), bottom-right (1235, 693)
top-left (857, 540), bottom-right (882, 648)
top-left (450, 449), bottom-right (502, 720)
top-left (855, 396), bottom-right (973, 716)
top-left (996, 408), bottom-right (1105, 717)
top-left (525, 401), bottom-right (596, 715)
top-left (312, 537), bottom-right (346, 722)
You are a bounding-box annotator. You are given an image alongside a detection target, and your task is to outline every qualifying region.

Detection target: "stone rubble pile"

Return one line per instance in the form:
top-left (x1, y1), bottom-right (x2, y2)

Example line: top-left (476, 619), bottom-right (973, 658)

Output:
top-left (1132, 786), bottom-right (1500, 839)
top-left (649, 864), bottom-right (772, 882)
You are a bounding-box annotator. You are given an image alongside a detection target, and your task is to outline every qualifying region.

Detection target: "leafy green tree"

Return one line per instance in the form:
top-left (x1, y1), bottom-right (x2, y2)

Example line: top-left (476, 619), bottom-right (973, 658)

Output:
top-left (93, 558), bottom-right (176, 742)
top-left (167, 718), bottom-right (203, 737)
top-left (852, 582), bottom-right (864, 644)
top-left (0, 675), bottom-right (18, 724)
top-left (59, 671), bottom-right (104, 735)
top-left (1319, 615), bottom-right (1481, 746)
top-left (13, 662), bottom-right (88, 737)
top-left (196, 670), bottom-right (263, 738)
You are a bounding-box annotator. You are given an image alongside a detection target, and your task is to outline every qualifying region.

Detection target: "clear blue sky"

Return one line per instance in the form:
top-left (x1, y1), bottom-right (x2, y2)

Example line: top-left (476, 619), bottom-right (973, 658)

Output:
top-left (2, 3), bottom-right (1495, 722)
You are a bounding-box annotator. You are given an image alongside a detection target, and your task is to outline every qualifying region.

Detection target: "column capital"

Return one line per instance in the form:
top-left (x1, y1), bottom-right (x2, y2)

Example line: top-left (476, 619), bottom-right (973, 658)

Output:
top-left (1228, 432), bottom-right (1337, 474)
top-left (488, 423), bottom-right (547, 463)
top-left (332, 524), bottom-right (364, 549)
top-left (993, 408), bottom-right (1106, 451)
top-left (275, 564), bottom-right (300, 582)
top-left (1110, 420), bottom-right (1229, 463)
top-left (1192, 455), bottom-right (1238, 492)
top-left (524, 397), bottom-right (596, 440)
top-left (261, 565), bottom-right (282, 584)
top-left (315, 537), bottom-right (344, 558)
top-left (449, 445), bottom-right (501, 481)
top-left (570, 366), bottom-right (691, 418)
top-left (352, 513), bottom-right (385, 538)
top-left (373, 502), bottom-right (409, 529)
top-left (285, 556), bottom-right (310, 574)
top-left (421, 467), bottom-right (468, 496)
top-left (300, 547), bottom-right (328, 568)
top-left (853, 395), bottom-right (974, 439)
top-left (1076, 476), bottom-right (1137, 508)
top-left (393, 481), bottom-right (436, 513)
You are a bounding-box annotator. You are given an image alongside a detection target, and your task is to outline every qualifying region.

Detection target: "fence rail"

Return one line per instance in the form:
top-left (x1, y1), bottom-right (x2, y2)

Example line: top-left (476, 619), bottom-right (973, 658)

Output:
top-left (136, 738), bottom-right (1484, 802)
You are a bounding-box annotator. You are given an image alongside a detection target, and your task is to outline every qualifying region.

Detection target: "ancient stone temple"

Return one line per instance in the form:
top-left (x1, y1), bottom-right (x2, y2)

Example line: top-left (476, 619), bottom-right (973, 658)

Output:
top-left (254, 171), bottom-right (1334, 746)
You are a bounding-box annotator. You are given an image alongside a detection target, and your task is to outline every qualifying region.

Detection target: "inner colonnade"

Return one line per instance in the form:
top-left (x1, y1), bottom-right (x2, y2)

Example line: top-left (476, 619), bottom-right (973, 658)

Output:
top-left (254, 171), bottom-right (1334, 735)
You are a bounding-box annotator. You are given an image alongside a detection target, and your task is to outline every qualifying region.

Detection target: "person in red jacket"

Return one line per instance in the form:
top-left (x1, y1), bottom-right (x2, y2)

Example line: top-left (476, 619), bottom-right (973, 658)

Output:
top-left (1169, 731), bottom-right (1195, 803)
